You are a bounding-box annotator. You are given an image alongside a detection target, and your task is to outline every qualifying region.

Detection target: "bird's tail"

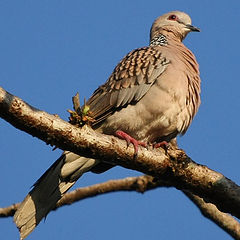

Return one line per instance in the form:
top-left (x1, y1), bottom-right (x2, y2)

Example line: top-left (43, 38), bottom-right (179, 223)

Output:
top-left (14, 151), bottom-right (99, 240)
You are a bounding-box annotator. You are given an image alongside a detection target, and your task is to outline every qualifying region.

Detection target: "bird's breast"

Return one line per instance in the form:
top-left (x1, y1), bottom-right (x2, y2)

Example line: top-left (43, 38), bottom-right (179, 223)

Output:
top-left (97, 78), bottom-right (189, 143)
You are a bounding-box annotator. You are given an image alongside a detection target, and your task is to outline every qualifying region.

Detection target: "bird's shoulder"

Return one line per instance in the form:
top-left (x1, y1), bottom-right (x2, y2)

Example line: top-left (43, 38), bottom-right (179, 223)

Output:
top-left (107, 46), bottom-right (170, 87)
top-left (86, 46), bottom-right (171, 125)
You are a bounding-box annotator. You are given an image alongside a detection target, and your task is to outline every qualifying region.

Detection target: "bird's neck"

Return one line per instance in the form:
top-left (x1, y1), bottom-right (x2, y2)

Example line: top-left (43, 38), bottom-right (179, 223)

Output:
top-left (150, 34), bottom-right (168, 46)
top-left (150, 27), bottom-right (184, 46)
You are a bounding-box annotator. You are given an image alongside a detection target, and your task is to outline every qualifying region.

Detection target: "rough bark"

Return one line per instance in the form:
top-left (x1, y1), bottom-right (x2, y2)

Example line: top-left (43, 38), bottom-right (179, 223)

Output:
top-left (1, 176), bottom-right (240, 239)
top-left (1, 86), bottom-right (240, 239)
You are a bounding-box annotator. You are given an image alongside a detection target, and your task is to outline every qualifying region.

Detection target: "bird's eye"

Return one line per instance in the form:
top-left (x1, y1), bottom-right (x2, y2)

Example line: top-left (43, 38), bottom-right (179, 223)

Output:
top-left (168, 14), bottom-right (177, 21)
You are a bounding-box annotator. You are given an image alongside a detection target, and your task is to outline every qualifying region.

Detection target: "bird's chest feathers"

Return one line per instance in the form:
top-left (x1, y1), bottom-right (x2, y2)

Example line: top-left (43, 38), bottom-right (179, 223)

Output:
top-left (100, 77), bottom-right (188, 142)
top-left (99, 45), bottom-right (199, 142)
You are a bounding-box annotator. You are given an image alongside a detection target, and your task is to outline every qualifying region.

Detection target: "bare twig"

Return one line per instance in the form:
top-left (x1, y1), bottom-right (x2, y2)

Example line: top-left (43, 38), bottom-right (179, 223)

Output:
top-left (0, 203), bottom-right (20, 217)
top-left (0, 175), bottom-right (166, 217)
top-left (184, 191), bottom-right (240, 240)
top-left (1, 175), bottom-right (240, 238)
top-left (56, 175), bottom-right (166, 207)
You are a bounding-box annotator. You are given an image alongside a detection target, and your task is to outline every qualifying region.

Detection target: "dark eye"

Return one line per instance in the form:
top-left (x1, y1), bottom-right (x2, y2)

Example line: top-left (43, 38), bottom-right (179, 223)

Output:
top-left (168, 14), bottom-right (177, 21)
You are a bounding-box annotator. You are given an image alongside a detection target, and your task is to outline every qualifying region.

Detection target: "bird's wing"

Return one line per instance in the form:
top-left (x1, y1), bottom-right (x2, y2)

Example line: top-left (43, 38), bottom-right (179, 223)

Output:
top-left (86, 46), bottom-right (170, 126)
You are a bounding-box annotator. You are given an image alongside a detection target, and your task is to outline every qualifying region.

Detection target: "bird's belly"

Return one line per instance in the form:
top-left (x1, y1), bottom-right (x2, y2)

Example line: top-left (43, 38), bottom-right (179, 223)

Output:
top-left (98, 88), bottom-right (184, 143)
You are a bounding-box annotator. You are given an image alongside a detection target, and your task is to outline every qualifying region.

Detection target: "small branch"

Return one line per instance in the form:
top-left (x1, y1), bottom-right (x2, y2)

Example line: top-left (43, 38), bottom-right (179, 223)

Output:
top-left (0, 203), bottom-right (20, 217)
top-left (1, 176), bottom-right (240, 238)
top-left (55, 175), bottom-right (166, 208)
top-left (0, 87), bottom-right (240, 219)
top-left (184, 191), bottom-right (240, 240)
top-left (0, 175), bottom-right (166, 217)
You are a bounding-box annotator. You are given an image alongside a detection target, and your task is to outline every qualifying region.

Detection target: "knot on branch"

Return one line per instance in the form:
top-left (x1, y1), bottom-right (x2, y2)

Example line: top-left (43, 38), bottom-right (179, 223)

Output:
top-left (133, 176), bottom-right (154, 193)
top-left (68, 92), bottom-right (95, 127)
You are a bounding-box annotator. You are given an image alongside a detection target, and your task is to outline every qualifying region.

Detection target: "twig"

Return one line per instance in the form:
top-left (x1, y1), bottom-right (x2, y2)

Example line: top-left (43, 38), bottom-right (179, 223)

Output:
top-left (1, 175), bottom-right (240, 239)
top-left (184, 191), bottom-right (240, 240)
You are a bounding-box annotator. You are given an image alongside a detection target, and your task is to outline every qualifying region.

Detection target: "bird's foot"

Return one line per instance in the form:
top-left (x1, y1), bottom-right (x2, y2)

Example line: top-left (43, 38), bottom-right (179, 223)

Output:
top-left (115, 130), bottom-right (147, 157)
top-left (153, 141), bottom-right (169, 151)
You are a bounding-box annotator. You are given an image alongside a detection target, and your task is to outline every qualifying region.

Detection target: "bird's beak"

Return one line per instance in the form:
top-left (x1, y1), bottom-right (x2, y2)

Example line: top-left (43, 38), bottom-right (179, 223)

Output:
top-left (185, 24), bottom-right (200, 32)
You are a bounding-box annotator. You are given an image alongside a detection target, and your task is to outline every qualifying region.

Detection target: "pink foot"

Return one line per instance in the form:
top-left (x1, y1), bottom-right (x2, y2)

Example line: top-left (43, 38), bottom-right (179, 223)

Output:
top-left (115, 130), bottom-right (147, 156)
top-left (153, 141), bottom-right (169, 149)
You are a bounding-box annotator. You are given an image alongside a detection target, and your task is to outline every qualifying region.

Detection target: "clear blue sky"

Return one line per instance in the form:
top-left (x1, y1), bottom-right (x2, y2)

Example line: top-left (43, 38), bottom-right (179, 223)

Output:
top-left (1, 1), bottom-right (239, 239)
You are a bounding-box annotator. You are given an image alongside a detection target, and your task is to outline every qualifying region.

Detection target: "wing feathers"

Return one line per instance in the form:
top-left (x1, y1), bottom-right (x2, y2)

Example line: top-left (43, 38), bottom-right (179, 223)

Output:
top-left (87, 46), bottom-right (170, 125)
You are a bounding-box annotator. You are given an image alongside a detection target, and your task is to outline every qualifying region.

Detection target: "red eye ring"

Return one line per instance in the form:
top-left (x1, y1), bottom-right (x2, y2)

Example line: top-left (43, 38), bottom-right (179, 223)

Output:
top-left (168, 14), bottom-right (177, 21)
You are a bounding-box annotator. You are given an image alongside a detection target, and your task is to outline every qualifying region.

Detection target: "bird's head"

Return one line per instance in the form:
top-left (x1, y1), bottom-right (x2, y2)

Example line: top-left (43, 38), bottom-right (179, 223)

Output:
top-left (150, 11), bottom-right (200, 41)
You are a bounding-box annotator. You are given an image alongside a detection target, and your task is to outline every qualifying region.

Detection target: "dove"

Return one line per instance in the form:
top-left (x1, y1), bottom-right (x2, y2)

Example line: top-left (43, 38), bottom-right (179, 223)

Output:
top-left (14, 11), bottom-right (201, 239)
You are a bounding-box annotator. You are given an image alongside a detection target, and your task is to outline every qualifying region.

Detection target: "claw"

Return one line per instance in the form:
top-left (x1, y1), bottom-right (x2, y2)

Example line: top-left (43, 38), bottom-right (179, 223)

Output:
top-left (153, 141), bottom-right (169, 153)
top-left (115, 130), bottom-right (147, 156)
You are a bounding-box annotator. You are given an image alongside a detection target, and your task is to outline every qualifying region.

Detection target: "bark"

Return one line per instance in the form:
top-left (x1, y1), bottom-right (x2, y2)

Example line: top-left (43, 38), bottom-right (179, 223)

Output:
top-left (1, 176), bottom-right (240, 239)
top-left (1, 86), bottom-right (240, 238)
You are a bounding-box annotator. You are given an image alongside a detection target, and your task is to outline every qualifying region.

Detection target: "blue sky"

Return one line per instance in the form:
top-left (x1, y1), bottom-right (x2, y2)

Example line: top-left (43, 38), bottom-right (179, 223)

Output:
top-left (1, 1), bottom-right (240, 239)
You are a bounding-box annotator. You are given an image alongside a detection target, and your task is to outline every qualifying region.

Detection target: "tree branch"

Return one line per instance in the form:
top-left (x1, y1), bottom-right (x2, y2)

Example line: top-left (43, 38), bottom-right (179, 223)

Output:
top-left (1, 86), bottom-right (240, 232)
top-left (1, 175), bottom-right (240, 239)
top-left (183, 191), bottom-right (240, 240)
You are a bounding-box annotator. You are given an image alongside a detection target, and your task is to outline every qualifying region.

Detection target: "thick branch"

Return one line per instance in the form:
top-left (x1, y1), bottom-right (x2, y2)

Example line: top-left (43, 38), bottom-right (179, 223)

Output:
top-left (0, 86), bottom-right (240, 220)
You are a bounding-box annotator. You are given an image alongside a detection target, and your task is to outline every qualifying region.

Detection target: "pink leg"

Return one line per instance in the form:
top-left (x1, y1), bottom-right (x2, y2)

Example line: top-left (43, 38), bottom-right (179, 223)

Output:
top-left (153, 141), bottom-right (169, 149)
top-left (115, 130), bottom-right (147, 155)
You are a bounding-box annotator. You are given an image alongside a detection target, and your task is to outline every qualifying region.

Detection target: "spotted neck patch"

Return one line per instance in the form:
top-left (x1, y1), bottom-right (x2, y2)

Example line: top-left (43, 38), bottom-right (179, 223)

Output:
top-left (150, 34), bottom-right (168, 46)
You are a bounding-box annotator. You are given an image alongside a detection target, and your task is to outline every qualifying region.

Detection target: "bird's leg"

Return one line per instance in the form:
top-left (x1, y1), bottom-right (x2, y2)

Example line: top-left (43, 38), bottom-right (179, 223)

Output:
top-left (115, 130), bottom-right (147, 156)
top-left (153, 141), bottom-right (169, 150)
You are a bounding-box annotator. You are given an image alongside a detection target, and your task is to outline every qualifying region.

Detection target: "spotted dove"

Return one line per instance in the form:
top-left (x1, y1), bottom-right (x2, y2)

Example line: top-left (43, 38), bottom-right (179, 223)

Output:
top-left (14, 11), bottom-right (201, 239)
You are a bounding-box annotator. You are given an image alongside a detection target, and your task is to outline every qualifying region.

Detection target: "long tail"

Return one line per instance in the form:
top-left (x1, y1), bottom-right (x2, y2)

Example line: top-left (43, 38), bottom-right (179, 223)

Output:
top-left (14, 151), bottom-right (99, 240)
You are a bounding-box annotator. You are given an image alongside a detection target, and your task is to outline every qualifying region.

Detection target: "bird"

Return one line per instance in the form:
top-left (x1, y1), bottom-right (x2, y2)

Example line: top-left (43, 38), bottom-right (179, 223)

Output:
top-left (14, 11), bottom-right (201, 239)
